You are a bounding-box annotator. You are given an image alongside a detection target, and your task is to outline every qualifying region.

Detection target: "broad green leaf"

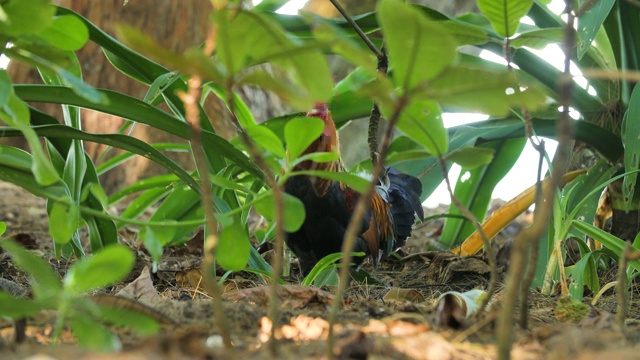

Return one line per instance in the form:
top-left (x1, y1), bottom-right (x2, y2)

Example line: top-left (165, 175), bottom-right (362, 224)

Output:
top-left (510, 28), bottom-right (564, 49)
top-left (312, 20), bottom-right (378, 74)
top-left (254, 192), bottom-right (305, 232)
top-left (0, 145), bottom-right (32, 171)
top-left (439, 19), bottom-right (489, 46)
top-left (15, 85), bottom-right (262, 179)
top-left (568, 250), bottom-right (600, 301)
top-left (70, 314), bottom-right (121, 352)
top-left (64, 245), bottom-right (135, 294)
top-left (377, 0), bottom-right (457, 89)
top-left (0, 222), bottom-right (5, 236)
top-left (0, 238), bottom-right (61, 299)
top-left (440, 138), bottom-right (526, 246)
top-left (0, 0), bottom-right (54, 35)
top-left (572, 220), bottom-right (640, 272)
top-left (0, 70), bottom-right (11, 107)
top-left (386, 99), bottom-right (448, 156)
top-left (291, 170), bottom-right (370, 194)
top-left (0, 293), bottom-right (46, 318)
top-left (37, 15), bottom-right (89, 51)
top-left (576, 0), bottom-right (616, 59)
top-left (284, 117), bottom-right (325, 160)
top-left (622, 85), bottom-right (640, 210)
top-left (0, 94), bottom-right (59, 185)
top-left (49, 199), bottom-right (80, 245)
top-left (246, 124), bottom-right (286, 158)
top-left (92, 305), bottom-right (160, 336)
top-left (447, 147), bottom-right (495, 169)
top-left (302, 252), bottom-right (353, 286)
top-left (291, 152), bottom-right (341, 168)
top-left (115, 25), bottom-right (224, 82)
top-left (218, 220), bottom-right (251, 271)
top-left (477, 0), bottom-right (534, 38)
top-left (214, 9), bottom-right (333, 104)
top-left (238, 70), bottom-right (318, 111)
top-left (139, 225), bottom-right (176, 264)
top-left (6, 47), bottom-right (105, 104)
top-left (425, 66), bottom-right (548, 114)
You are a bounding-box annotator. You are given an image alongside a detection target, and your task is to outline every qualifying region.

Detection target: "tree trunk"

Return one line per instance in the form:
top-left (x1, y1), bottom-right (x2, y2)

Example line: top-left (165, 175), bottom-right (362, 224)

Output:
top-left (7, 1), bottom-right (284, 192)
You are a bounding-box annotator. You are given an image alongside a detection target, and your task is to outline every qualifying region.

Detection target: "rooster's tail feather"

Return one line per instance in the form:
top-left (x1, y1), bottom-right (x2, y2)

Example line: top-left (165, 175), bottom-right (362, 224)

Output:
top-left (385, 167), bottom-right (424, 249)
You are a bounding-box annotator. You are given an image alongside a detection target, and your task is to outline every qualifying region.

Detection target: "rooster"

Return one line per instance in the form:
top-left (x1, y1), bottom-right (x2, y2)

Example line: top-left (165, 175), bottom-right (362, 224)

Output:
top-left (284, 103), bottom-right (424, 275)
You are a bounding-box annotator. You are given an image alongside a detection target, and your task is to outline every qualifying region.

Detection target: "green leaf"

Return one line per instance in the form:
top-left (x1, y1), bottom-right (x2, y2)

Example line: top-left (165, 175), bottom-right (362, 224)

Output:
top-left (569, 250), bottom-right (600, 301)
top-left (64, 245), bottom-right (135, 294)
top-left (93, 305), bottom-right (160, 336)
top-left (217, 220), bottom-right (251, 271)
top-left (477, 0), bottom-right (534, 38)
top-left (510, 28), bottom-right (564, 49)
top-left (0, 238), bottom-right (61, 299)
top-left (425, 66), bottom-right (548, 114)
top-left (49, 199), bottom-right (80, 245)
top-left (576, 0), bottom-right (616, 59)
top-left (622, 84), bottom-right (640, 210)
top-left (37, 15), bottom-right (89, 51)
top-left (139, 225), bottom-right (175, 264)
top-left (0, 94), bottom-right (59, 185)
top-left (440, 138), bottom-right (526, 246)
top-left (292, 170), bottom-right (370, 194)
top-left (377, 0), bottom-right (457, 89)
top-left (245, 124), bottom-right (286, 158)
top-left (0, 293), bottom-right (46, 318)
top-left (215, 9), bottom-right (333, 104)
top-left (572, 220), bottom-right (640, 273)
top-left (388, 99), bottom-right (448, 156)
top-left (0, 0), bottom-right (54, 36)
top-left (447, 147), bottom-right (495, 169)
top-left (0, 222), bottom-right (6, 237)
top-left (291, 152), bottom-right (341, 168)
top-left (302, 252), bottom-right (345, 286)
top-left (70, 314), bottom-right (121, 352)
top-left (311, 19), bottom-right (378, 74)
top-left (284, 117), bottom-right (325, 160)
top-left (0, 70), bottom-right (11, 108)
top-left (254, 192), bottom-right (305, 232)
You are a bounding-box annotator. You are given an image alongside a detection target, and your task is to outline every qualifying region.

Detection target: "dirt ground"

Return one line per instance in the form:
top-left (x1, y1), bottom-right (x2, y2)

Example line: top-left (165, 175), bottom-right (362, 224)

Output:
top-left (1, 180), bottom-right (640, 359)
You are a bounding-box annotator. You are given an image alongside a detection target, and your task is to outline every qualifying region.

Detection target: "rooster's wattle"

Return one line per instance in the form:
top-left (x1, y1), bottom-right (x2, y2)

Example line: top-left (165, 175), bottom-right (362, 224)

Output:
top-left (284, 103), bottom-right (424, 275)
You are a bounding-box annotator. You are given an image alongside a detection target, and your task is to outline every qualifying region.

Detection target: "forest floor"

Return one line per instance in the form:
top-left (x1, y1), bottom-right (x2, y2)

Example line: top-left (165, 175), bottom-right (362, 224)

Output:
top-left (1, 180), bottom-right (640, 359)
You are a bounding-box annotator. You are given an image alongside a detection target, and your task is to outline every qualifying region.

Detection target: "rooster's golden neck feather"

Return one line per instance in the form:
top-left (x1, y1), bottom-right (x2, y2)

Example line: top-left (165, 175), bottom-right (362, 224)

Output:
top-left (295, 103), bottom-right (344, 196)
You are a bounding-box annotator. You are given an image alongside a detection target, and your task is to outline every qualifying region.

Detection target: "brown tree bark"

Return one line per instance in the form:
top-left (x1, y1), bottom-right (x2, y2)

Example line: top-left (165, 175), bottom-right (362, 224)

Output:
top-left (8, 1), bottom-right (285, 192)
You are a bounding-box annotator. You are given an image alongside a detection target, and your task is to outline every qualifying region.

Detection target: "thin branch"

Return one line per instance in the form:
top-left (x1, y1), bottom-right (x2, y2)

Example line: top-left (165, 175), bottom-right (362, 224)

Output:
top-left (326, 95), bottom-right (409, 359)
top-left (519, 138), bottom-right (545, 330)
top-left (496, 1), bottom-right (576, 357)
top-left (178, 77), bottom-right (232, 349)
top-left (328, 0), bottom-right (382, 58)
top-left (225, 87), bottom-right (286, 357)
top-left (437, 157), bottom-right (498, 317)
top-left (616, 242), bottom-right (631, 331)
top-left (368, 48), bottom-right (388, 167)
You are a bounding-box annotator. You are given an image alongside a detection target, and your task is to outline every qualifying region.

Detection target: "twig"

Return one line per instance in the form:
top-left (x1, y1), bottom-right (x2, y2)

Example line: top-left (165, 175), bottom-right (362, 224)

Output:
top-left (616, 242), bottom-right (631, 331)
top-left (328, 0), bottom-right (382, 58)
top-left (496, 1), bottom-right (576, 358)
top-left (326, 95), bottom-right (410, 359)
top-left (519, 138), bottom-right (545, 330)
top-left (437, 157), bottom-right (498, 317)
top-left (368, 48), bottom-right (388, 167)
top-left (178, 77), bottom-right (232, 349)
top-left (225, 89), bottom-right (286, 357)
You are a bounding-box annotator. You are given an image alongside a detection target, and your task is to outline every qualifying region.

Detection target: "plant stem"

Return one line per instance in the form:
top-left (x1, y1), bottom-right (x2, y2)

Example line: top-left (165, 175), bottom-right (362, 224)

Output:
top-left (225, 88), bottom-right (285, 357)
top-left (328, 0), bottom-right (382, 58)
top-left (179, 76), bottom-right (232, 349)
top-left (326, 95), bottom-right (409, 359)
top-left (496, 1), bottom-right (576, 358)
